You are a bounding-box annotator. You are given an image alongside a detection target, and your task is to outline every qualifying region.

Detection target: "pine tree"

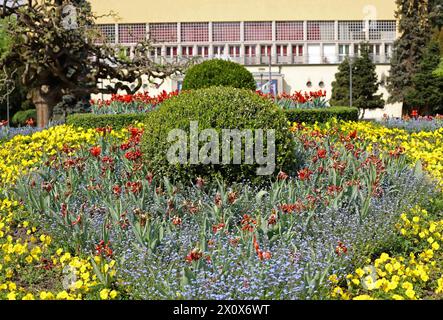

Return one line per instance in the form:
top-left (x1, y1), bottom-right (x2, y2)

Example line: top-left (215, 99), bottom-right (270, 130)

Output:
top-left (406, 36), bottom-right (443, 114)
top-left (330, 58), bottom-right (351, 106)
top-left (387, 0), bottom-right (431, 110)
top-left (331, 43), bottom-right (384, 118)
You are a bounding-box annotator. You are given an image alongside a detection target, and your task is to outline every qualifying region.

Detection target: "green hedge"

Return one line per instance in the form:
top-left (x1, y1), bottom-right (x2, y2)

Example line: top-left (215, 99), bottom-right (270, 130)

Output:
top-left (66, 113), bottom-right (148, 130)
top-left (11, 109), bottom-right (37, 126)
top-left (182, 59), bottom-right (257, 91)
top-left (284, 107), bottom-right (359, 124)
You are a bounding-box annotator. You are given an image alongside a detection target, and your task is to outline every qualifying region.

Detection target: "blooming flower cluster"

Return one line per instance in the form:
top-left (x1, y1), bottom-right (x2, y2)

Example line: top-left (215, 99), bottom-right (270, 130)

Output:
top-left (90, 90), bottom-right (180, 115)
top-left (0, 199), bottom-right (118, 300)
top-left (330, 206), bottom-right (443, 300)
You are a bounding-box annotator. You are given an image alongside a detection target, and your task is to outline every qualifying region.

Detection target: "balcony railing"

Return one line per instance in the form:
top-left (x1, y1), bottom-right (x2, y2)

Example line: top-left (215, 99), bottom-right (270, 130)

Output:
top-left (147, 54), bottom-right (391, 65)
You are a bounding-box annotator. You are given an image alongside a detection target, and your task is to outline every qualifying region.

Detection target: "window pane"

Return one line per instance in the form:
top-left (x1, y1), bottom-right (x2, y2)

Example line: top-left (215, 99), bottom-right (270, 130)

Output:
top-left (276, 21), bottom-right (304, 41)
top-left (307, 21), bottom-right (335, 41)
top-left (213, 22), bottom-right (241, 42)
top-left (245, 22), bottom-right (272, 41)
top-left (369, 20), bottom-right (396, 40)
top-left (118, 24), bottom-right (146, 44)
top-left (338, 21), bottom-right (365, 41)
top-left (181, 22), bottom-right (209, 42)
top-left (150, 23), bottom-right (178, 43)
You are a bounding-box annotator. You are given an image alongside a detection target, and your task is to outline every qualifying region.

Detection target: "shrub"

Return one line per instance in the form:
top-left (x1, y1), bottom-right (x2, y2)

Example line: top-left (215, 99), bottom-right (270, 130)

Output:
top-left (11, 109), bottom-right (36, 126)
top-left (182, 59), bottom-right (257, 91)
top-left (141, 86), bottom-right (298, 184)
top-left (284, 107), bottom-right (359, 124)
top-left (66, 113), bottom-right (147, 130)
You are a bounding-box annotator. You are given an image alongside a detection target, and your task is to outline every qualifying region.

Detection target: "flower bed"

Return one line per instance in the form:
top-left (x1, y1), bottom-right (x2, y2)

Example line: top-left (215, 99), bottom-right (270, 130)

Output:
top-left (0, 119), bottom-right (441, 300)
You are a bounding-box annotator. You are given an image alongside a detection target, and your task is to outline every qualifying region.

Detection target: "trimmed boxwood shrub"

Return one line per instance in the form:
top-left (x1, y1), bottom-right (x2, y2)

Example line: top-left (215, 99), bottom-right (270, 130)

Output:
top-left (11, 109), bottom-right (37, 126)
top-left (284, 107), bottom-right (359, 124)
top-left (66, 113), bottom-right (147, 130)
top-left (182, 59), bottom-right (257, 91)
top-left (141, 87), bottom-right (298, 184)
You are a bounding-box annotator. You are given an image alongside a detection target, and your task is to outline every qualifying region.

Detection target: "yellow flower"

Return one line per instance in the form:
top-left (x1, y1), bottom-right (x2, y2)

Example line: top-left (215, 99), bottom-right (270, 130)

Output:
top-left (56, 291), bottom-right (69, 300)
top-left (110, 290), bottom-right (118, 299)
top-left (405, 289), bottom-right (415, 299)
top-left (7, 292), bottom-right (16, 300)
top-left (100, 288), bottom-right (110, 300)
top-left (355, 268), bottom-right (365, 278)
top-left (392, 294), bottom-right (404, 300)
top-left (22, 293), bottom-right (35, 300)
top-left (432, 242), bottom-right (440, 251)
top-left (353, 295), bottom-right (374, 300)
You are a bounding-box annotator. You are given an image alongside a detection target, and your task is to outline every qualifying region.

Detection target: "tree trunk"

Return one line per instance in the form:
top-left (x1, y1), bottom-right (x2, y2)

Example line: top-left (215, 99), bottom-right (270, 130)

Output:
top-left (31, 88), bottom-right (58, 128)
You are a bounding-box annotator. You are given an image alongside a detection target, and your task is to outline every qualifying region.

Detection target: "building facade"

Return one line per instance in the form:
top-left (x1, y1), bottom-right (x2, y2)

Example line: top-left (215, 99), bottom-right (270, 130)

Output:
top-left (89, 0), bottom-right (402, 118)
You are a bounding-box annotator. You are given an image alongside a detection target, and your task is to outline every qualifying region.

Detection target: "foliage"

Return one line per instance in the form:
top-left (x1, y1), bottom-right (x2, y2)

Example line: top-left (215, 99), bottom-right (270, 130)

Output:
top-left (0, 118), bottom-right (441, 300)
top-left (406, 37), bottom-right (443, 114)
top-left (379, 115), bottom-right (443, 132)
top-left (331, 43), bottom-right (384, 117)
top-left (434, 58), bottom-right (443, 78)
top-left (0, 0), bottom-right (190, 126)
top-left (141, 86), bottom-right (297, 184)
top-left (284, 107), bottom-right (359, 124)
top-left (331, 206), bottom-right (443, 300)
top-left (387, 0), bottom-right (432, 108)
top-left (67, 113), bottom-right (148, 131)
top-left (259, 90), bottom-right (329, 109)
top-left (90, 91), bottom-right (180, 115)
top-left (182, 59), bottom-right (257, 91)
top-left (11, 109), bottom-right (36, 126)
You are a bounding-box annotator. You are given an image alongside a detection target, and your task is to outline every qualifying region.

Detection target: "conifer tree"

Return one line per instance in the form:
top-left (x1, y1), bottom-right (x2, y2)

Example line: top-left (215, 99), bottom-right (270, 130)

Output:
top-left (331, 43), bottom-right (384, 118)
top-left (387, 0), bottom-right (431, 110)
top-left (406, 36), bottom-right (443, 114)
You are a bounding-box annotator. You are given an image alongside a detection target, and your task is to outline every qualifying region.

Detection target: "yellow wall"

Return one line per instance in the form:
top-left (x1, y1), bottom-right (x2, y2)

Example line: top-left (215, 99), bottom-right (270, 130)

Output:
top-left (90, 0), bottom-right (397, 23)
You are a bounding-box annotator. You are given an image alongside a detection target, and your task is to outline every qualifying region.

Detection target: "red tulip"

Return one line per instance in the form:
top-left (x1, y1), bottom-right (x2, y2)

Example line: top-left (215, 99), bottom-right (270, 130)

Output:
top-left (90, 146), bottom-right (101, 157)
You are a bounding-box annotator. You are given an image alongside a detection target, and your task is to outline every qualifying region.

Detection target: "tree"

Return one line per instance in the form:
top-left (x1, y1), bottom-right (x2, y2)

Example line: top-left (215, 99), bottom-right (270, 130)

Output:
top-left (406, 36), bottom-right (443, 114)
top-left (0, 17), bottom-right (32, 123)
top-left (387, 0), bottom-right (431, 111)
top-left (0, 0), bottom-right (190, 127)
top-left (330, 43), bottom-right (384, 118)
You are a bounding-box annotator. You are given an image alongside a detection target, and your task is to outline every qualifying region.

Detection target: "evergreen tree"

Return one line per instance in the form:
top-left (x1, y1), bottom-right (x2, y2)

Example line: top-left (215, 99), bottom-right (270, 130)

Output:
top-left (330, 58), bottom-right (351, 107)
top-left (331, 43), bottom-right (384, 118)
top-left (387, 0), bottom-right (431, 110)
top-left (406, 37), bottom-right (443, 114)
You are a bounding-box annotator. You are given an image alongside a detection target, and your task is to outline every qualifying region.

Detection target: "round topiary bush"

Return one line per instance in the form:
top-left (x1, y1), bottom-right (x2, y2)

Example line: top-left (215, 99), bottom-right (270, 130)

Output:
top-left (182, 59), bottom-right (257, 91)
top-left (141, 87), bottom-right (298, 184)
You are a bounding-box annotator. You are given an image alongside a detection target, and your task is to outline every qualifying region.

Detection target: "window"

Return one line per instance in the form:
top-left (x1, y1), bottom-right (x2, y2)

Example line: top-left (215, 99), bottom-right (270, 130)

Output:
top-left (260, 45), bottom-right (272, 56)
top-left (292, 45), bottom-right (304, 56)
top-left (385, 44), bottom-right (393, 58)
top-left (118, 24), bottom-right (146, 44)
top-left (181, 22), bottom-right (209, 42)
top-left (307, 21), bottom-right (335, 41)
top-left (95, 24), bottom-right (115, 43)
top-left (229, 45), bottom-right (241, 57)
top-left (149, 47), bottom-right (162, 58)
top-left (213, 45), bottom-right (225, 55)
top-left (339, 44), bottom-right (350, 55)
top-left (245, 45), bottom-right (256, 56)
top-left (369, 20), bottom-right (396, 41)
top-left (276, 45), bottom-right (288, 56)
top-left (166, 46), bottom-right (178, 57)
top-left (338, 21), bottom-right (366, 41)
top-left (213, 22), bottom-right (241, 42)
top-left (181, 46), bottom-right (194, 57)
top-left (197, 46), bottom-right (209, 57)
top-left (276, 21), bottom-right (303, 41)
top-left (149, 23), bottom-right (177, 43)
top-left (244, 22), bottom-right (272, 41)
